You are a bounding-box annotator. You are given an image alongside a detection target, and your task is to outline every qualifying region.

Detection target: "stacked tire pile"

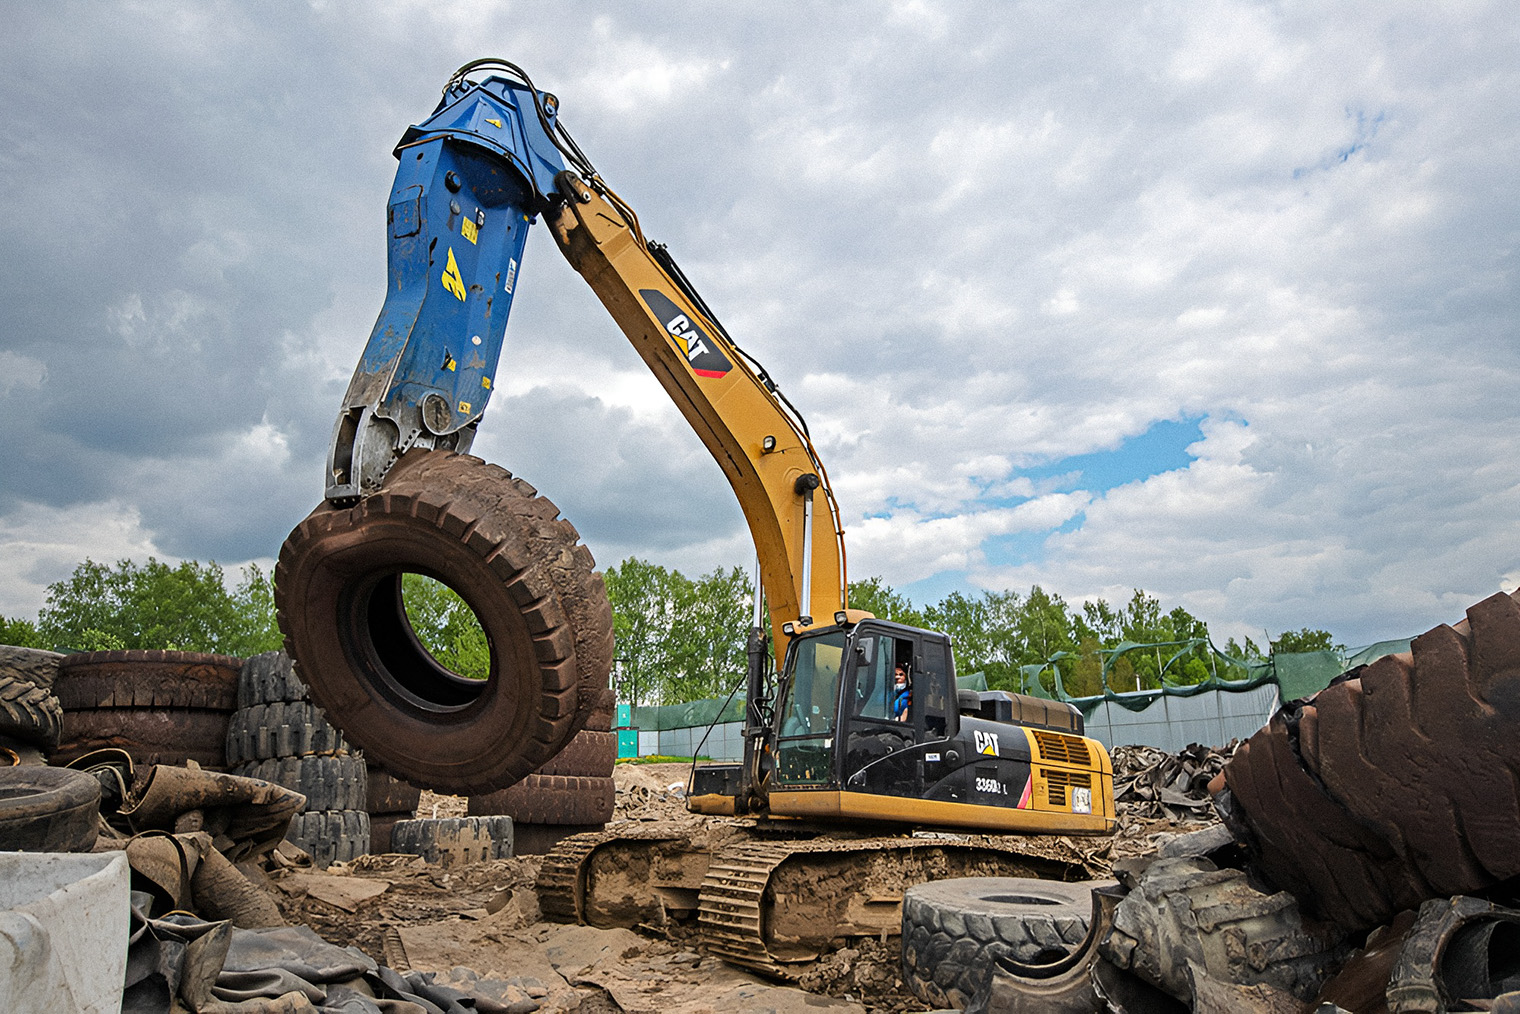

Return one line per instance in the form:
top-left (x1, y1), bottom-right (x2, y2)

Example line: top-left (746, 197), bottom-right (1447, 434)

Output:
top-left (467, 687), bottom-right (617, 855)
top-left (227, 651), bottom-right (369, 867)
top-left (51, 649), bottom-right (241, 769)
top-left (367, 763), bottom-right (422, 854)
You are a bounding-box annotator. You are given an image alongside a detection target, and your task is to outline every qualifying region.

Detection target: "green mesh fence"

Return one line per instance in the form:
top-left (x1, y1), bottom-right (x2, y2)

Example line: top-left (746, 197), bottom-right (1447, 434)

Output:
top-left (622, 639), bottom-right (1413, 730)
top-left (1011, 638), bottom-right (1407, 718)
top-left (629, 696), bottom-right (746, 732)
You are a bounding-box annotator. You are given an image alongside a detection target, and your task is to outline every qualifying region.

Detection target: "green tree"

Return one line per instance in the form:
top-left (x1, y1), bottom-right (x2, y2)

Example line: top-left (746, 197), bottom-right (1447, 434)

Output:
top-left (924, 590), bottom-right (992, 678)
top-left (0, 615), bottom-right (43, 648)
top-left (1270, 627), bottom-right (1344, 654)
top-left (666, 566), bottom-right (753, 701)
top-left (1066, 636), bottom-right (1106, 698)
top-left (605, 558), bottom-right (689, 706)
top-left (225, 564), bottom-right (282, 658)
top-left (846, 576), bottom-right (926, 628)
top-left (604, 559), bottom-right (756, 705)
top-left (400, 574), bottom-right (490, 680)
top-left (1223, 635), bottom-right (1265, 660)
top-left (37, 558), bottom-right (283, 655)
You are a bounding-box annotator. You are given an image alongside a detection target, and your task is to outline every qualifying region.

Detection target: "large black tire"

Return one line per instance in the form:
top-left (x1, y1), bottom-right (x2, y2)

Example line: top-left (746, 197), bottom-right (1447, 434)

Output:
top-left (54, 649), bottom-right (241, 711)
top-left (1225, 590), bottom-right (1520, 934)
top-left (238, 651), bottom-right (310, 708)
top-left (366, 764), bottom-right (422, 814)
top-left (225, 701), bottom-right (351, 764)
top-left (275, 450), bottom-right (614, 794)
top-left (53, 708), bottom-right (231, 768)
top-left (0, 766), bottom-right (101, 851)
top-left (902, 877), bottom-right (1102, 1009)
top-left (0, 676), bottom-right (62, 751)
top-left (0, 646), bottom-right (63, 691)
top-left (467, 773), bottom-right (614, 825)
top-left (583, 687), bottom-right (617, 732)
top-left (233, 754), bottom-right (368, 812)
top-left (390, 816), bottom-right (513, 865)
top-left (536, 730), bottom-right (616, 778)
top-left (287, 809), bottom-right (370, 869)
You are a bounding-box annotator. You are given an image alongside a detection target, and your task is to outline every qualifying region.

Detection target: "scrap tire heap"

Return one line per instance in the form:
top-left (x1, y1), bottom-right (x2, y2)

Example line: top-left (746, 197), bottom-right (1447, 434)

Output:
top-left (275, 450), bottom-right (614, 795)
top-left (51, 650), bottom-right (240, 768)
top-left (902, 877), bottom-right (1102, 1009)
top-left (0, 766), bottom-right (102, 852)
top-left (367, 764), bottom-right (422, 854)
top-left (0, 675), bottom-right (63, 757)
top-left (1224, 589), bottom-right (1520, 935)
top-left (467, 688), bottom-right (616, 852)
top-left (227, 651), bottom-right (369, 867)
top-left (1099, 856), bottom-right (1346, 1005)
top-left (390, 815), bottom-right (514, 865)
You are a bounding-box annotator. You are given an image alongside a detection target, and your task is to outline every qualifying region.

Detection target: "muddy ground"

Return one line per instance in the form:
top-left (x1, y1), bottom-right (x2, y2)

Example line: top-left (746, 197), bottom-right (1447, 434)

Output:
top-left (267, 763), bottom-right (1207, 1014)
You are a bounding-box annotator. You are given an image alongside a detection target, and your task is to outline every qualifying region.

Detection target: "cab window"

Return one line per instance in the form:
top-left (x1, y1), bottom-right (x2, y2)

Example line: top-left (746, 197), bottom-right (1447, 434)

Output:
top-left (778, 631), bottom-right (845, 738)
top-left (850, 635), bottom-right (894, 720)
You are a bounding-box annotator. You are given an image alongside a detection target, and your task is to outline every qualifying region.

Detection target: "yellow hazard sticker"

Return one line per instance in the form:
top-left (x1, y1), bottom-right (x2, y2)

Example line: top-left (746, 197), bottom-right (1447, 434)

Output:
top-left (458, 401), bottom-right (472, 413)
top-left (486, 117), bottom-right (502, 128)
top-left (461, 218), bottom-right (479, 244)
top-left (441, 352), bottom-right (456, 372)
top-left (441, 248), bottom-right (467, 301)
top-left (481, 377), bottom-right (491, 389)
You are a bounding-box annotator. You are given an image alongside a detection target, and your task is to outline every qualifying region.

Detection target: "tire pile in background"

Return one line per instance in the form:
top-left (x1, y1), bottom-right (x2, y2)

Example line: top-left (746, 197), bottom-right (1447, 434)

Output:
top-left (0, 646), bottom-right (64, 766)
top-left (367, 763), bottom-right (422, 854)
top-left (52, 649), bottom-right (241, 768)
top-left (468, 687), bottom-right (617, 854)
top-left (228, 651), bottom-right (369, 867)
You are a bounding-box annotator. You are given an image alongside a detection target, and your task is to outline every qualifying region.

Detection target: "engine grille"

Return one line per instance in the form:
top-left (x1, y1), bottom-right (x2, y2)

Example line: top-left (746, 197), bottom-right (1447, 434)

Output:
top-left (1043, 767), bottom-right (1092, 807)
top-left (1033, 730), bottom-right (1092, 767)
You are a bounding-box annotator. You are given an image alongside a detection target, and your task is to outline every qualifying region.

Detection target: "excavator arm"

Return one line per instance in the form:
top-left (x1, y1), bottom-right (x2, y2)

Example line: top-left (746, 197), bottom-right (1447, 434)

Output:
top-left (545, 172), bottom-right (861, 658)
top-left (326, 60), bottom-right (860, 661)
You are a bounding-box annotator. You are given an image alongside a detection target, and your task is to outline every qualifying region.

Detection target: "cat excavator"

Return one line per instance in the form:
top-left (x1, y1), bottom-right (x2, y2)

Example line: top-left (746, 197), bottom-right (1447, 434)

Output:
top-left (278, 60), bottom-right (1115, 976)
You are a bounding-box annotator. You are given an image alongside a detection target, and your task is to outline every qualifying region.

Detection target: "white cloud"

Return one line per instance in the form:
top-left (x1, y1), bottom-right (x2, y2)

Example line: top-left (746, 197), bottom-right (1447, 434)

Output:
top-left (0, 0), bottom-right (1516, 654)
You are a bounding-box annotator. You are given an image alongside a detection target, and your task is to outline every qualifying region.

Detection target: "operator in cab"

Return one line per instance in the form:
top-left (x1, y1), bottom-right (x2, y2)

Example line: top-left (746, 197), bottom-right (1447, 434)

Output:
top-left (893, 663), bottom-right (912, 721)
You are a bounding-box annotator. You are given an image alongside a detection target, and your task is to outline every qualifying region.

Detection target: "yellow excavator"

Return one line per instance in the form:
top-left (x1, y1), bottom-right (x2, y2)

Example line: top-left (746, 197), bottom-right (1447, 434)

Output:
top-left (277, 60), bottom-right (1115, 976)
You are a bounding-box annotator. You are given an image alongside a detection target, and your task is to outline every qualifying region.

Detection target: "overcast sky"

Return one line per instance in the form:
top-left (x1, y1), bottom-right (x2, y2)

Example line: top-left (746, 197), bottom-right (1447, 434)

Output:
top-left (1, 1), bottom-right (1516, 649)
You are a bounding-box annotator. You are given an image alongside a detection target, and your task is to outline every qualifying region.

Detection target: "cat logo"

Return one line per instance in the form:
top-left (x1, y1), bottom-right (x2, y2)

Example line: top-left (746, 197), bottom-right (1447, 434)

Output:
top-left (973, 730), bottom-right (1001, 756)
top-left (639, 289), bottom-right (733, 379)
top-left (441, 248), bottom-right (467, 301)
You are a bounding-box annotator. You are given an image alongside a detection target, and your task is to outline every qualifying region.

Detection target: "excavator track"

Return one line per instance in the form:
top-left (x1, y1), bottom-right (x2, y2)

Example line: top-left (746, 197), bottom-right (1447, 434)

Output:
top-left (540, 827), bottom-right (1087, 979)
top-left (535, 830), bottom-right (606, 923)
top-left (536, 825), bottom-right (708, 928)
top-left (697, 841), bottom-right (796, 977)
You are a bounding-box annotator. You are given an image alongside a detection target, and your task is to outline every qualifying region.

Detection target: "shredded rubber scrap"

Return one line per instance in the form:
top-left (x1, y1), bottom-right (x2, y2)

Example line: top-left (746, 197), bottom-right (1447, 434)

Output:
top-left (1110, 741), bottom-right (1238, 822)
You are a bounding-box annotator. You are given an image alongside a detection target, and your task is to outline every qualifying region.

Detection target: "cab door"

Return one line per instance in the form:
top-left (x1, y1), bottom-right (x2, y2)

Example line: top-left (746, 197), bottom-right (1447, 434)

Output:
top-left (841, 628), bottom-right (921, 797)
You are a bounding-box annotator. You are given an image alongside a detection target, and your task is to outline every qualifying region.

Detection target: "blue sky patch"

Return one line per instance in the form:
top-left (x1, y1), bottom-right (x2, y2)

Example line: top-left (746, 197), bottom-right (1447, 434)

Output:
top-left (1022, 416), bottom-right (1205, 494)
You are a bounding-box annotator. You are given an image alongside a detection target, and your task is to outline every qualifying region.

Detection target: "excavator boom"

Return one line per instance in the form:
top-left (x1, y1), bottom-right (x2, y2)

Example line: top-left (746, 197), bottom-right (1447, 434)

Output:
top-left (324, 60), bottom-right (851, 662)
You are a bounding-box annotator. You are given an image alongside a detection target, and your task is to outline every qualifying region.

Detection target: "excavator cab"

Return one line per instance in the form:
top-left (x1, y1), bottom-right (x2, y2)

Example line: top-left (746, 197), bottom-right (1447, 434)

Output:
top-left (745, 620), bottom-right (1118, 835)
